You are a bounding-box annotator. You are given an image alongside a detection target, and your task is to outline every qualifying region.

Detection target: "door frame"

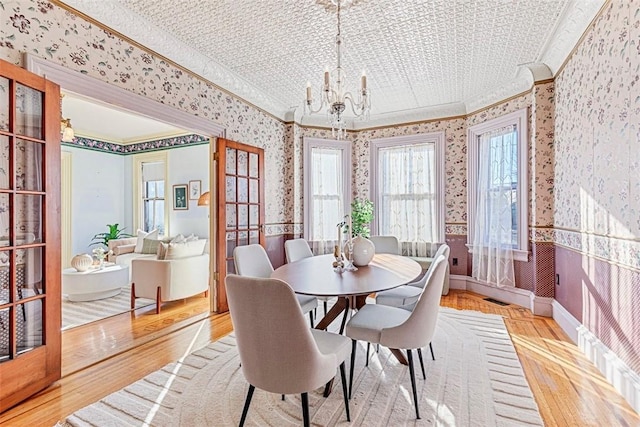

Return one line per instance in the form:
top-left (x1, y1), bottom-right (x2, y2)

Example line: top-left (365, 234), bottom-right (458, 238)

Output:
top-left (24, 53), bottom-right (226, 314)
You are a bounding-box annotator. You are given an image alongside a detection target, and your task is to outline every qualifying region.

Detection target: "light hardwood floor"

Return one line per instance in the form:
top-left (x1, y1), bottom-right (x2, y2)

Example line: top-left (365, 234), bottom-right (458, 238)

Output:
top-left (1, 290), bottom-right (638, 426)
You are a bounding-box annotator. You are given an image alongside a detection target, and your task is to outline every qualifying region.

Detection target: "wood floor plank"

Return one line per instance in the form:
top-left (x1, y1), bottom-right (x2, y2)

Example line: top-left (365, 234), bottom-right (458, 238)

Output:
top-left (0, 290), bottom-right (638, 426)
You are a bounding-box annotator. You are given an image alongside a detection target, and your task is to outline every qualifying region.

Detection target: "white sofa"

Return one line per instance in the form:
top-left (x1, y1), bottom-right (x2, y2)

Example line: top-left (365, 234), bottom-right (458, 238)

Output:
top-left (131, 253), bottom-right (209, 314)
top-left (108, 237), bottom-right (155, 272)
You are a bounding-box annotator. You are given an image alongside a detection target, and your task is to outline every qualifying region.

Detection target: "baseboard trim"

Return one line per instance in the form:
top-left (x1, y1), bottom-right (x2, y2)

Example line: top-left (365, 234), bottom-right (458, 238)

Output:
top-left (552, 300), bottom-right (580, 343)
top-left (450, 274), bottom-right (546, 315)
top-left (530, 294), bottom-right (553, 317)
top-left (578, 326), bottom-right (640, 413)
top-left (552, 300), bottom-right (640, 413)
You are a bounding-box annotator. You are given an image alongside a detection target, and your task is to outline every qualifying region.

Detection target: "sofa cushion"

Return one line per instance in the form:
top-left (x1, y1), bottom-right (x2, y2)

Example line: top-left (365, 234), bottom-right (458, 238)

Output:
top-left (113, 243), bottom-right (135, 256)
top-left (114, 252), bottom-right (156, 277)
top-left (163, 239), bottom-right (207, 260)
top-left (134, 229), bottom-right (158, 253)
top-left (141, 238), bottom-right (162, 254)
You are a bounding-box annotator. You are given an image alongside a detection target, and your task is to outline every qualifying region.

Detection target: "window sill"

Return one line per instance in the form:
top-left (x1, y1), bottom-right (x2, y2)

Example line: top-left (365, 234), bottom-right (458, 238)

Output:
top-left (465, 244), bottom-right (529, 262)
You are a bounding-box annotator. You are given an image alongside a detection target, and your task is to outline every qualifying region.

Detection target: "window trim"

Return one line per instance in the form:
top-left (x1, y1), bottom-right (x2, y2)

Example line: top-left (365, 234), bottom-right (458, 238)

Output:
top-left (467, 107), bottom-right (529, 261)
top-left (370, 132), bottom-right (445, 243)
top-left (132, 151), bottom-right (169, 236)
top-left (303, 137), bottom-right (352, 242)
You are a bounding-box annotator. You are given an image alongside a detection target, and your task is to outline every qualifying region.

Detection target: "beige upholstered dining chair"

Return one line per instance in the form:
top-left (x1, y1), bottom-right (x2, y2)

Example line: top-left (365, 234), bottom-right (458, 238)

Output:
top-left (375, 243), bottom-right (450, 308)
top-left (345, 254), bottom-right (448, 420)
top-left (284, 238), bottom-right (332, 317)
top-left (369, 235), bottom-right (400, 254)
top-left (233, 244), bottom-right (318, 326)
top-left (284, 238), bottom-right (314, 263)
top-left (225, 275), bottom-right (351, 427)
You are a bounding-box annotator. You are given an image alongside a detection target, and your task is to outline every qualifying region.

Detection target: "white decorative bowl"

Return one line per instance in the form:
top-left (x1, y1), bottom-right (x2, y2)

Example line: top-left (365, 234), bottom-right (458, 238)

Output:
top-left (71, 253), bottom-right (93, 272)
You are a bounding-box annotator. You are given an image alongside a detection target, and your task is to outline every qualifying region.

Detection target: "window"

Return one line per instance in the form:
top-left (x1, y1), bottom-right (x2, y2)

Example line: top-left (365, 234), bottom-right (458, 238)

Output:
top-left (142, 174), bottom-right (165, 234)
top-left (467, 108), bottom-right (528, 261)
top-left (303, 138), bottom-right (351, 254)
top-left (132, 152), bottom-right (168, 236)
top-left (370, 133), bottom-right (445, 256)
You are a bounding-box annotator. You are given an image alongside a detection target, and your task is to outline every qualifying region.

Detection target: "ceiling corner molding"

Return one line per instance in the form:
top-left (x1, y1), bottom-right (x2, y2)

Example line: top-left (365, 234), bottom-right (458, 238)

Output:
top-left (60, 0), bottom-right (290, 121)
top-left (521, 63), bottom-right (553, 82)
top-left (538, 0), bottom-right (607, 76)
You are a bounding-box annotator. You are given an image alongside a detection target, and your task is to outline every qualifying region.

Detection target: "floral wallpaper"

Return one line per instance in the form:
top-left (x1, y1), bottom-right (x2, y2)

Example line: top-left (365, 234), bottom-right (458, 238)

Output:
top-left (555, 0), bottom-right (640, 267)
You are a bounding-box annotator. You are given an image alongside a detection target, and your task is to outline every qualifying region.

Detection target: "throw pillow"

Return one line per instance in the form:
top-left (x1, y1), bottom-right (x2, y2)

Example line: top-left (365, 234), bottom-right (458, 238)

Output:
top-left (164, 239), bottom-right (207, 260)
top-left (157, 242), bottom-right (168, 260)
top-left (171, 234), bottom-right (186, 244)
top-left (141, 238), bottom-right (161, 255)
top-left (134, 229), bottom-right (158, 253)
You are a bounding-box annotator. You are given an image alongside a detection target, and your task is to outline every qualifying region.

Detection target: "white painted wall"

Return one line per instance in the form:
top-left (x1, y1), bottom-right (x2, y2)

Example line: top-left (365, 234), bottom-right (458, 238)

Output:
top-left (63, 146), bottom-right (127, 256)
top-left (64, 144), bottom-right (210, 258)
top-left (167, 144), bottom-right (210, 238)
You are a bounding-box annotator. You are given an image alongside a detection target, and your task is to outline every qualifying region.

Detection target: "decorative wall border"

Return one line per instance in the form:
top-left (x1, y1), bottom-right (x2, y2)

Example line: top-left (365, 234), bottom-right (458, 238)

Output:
top-left (62, 133), bottom-right (209, 155)
top-left (554, 229), bottom-right (640, 272)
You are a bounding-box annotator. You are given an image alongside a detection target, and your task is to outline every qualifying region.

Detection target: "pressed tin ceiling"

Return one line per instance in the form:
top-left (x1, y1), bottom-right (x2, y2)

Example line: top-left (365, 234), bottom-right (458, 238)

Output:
top-left (61, 0), bottom-right (604, 128)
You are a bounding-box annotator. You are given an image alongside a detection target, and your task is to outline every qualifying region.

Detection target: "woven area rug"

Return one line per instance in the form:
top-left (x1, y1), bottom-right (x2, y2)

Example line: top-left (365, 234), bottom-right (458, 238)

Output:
top-left (62, 284), bottom-right (154, 330)
top-left (62, 307), bottom-right (543, 426)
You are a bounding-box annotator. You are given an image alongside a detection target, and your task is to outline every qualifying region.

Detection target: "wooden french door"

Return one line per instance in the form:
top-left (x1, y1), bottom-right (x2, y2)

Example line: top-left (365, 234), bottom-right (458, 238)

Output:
top-left (0, 60), bottom-right (61, 412)
top-left (215, 138), bottom-right (265, 312)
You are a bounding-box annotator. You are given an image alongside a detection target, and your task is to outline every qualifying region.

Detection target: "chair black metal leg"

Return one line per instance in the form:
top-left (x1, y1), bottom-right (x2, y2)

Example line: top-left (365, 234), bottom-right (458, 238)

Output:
top-left (323, 300), bottom-right (328, 316)
top-left (417, 348), bottom-right (426, 380)
top-left (429, 342), bottom-right (435, 360)
top-left (239, 384), bottom-right (255, 427)
top-left (339, 362), bottom-right (351, 421)
top-left (349, 339), bottom-right (357, 399)
top-left (339, 303), bottom-right (349, 334)
top-left (282, 394), bottom-right (285, 401)
top-left (407, 350), bottom-right (421, 419)
top-left (365, 342), bottom-right (370, 367)
top-left (301, 392), bottom-right (310, 427)
top-left (309, 311), bottom-right (314, 327)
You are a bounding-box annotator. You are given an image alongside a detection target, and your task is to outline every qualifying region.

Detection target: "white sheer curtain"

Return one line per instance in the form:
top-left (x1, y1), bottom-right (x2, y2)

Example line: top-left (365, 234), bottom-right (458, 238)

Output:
top-left (378, 143), bottom-right (437, 257)
top-left (309, 147), bottom-right (344, 255)
top-left (471, 124), bottom-right (517, 287)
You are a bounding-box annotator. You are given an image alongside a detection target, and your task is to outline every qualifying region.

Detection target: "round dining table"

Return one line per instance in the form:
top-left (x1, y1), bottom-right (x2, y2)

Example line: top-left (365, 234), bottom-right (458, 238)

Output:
top-left (271, 253), bottom-right (421, 339)
top-left (271, 252), bottom-right (422, 393)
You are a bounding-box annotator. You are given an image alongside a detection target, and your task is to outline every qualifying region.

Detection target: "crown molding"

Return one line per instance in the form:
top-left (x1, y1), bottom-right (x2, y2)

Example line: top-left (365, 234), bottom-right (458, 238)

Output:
top-left (539, 0), bottom-right (607, 76)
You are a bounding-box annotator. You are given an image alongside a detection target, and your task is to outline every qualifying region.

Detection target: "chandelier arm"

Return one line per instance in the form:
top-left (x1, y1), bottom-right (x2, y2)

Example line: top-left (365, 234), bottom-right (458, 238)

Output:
top-left (343, 92), bottom-right (368, 117)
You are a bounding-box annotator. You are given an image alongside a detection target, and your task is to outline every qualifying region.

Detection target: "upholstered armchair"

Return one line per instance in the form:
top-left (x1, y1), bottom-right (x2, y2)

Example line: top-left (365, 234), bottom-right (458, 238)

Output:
top-left (131, 253), bottom-right (209, 314)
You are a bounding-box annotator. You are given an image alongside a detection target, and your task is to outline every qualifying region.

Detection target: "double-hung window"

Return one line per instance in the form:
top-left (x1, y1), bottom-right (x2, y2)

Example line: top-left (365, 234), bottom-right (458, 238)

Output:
top-left (370, 133), bottom-right (445, 256)
top-left (303, 138), bottom-right (351, 255)
top-left (467, 108), bottom-right (528, 262)
top-left (142, 168), bottom-right (165, 235)
top-left (132, 152), bottom-right (168, 236)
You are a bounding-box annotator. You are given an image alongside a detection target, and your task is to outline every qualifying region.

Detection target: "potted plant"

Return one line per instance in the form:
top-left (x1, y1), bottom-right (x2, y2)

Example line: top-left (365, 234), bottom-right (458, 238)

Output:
top-left (346, 199), bottom-right (375, 266)
top-left (349, 199), bottom-right (374, 238)
top-left (89, 223), bottom-right (133, 248)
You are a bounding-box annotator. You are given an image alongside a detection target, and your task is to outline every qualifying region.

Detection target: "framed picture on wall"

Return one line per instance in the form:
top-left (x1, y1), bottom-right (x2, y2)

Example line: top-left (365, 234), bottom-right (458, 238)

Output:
top-left (189, 180), bottom-right (201, 200)
top-left (173, 184), bottom-right (188, 210)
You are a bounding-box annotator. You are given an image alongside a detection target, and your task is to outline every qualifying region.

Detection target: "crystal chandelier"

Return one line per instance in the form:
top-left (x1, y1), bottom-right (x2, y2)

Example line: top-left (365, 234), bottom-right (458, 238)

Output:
top-left (304, 0), bottom-right (370, 140)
